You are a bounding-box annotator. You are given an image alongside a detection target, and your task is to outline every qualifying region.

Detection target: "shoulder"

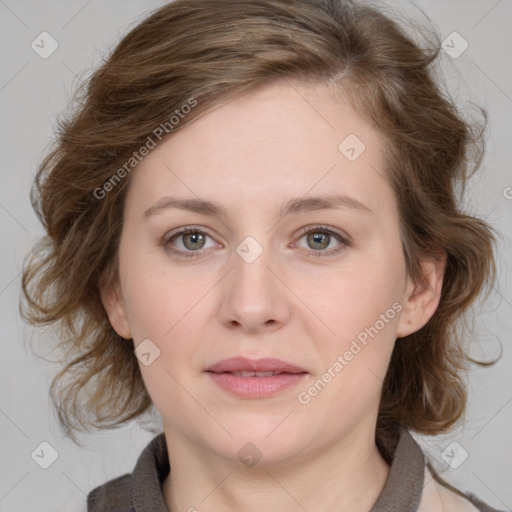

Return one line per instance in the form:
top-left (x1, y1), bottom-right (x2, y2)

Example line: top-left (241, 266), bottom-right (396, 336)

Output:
top-left (86, 432), bottom-right (168, 512)
top-left (87, 473), bottom-right (133, 512)
top-left (418, 466), bottom-right (506, 512)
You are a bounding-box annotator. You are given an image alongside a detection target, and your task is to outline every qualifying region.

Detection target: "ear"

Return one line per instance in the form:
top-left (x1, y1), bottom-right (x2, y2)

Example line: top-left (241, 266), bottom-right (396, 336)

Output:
top-left (99, 278), bottom-right (132, 340)
top-left (396, 248), bottom-right (447, 338)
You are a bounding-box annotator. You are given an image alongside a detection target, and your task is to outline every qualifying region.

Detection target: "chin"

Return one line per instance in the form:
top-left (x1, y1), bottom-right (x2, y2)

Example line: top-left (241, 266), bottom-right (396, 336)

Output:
top-left (206, 416), bottom-right (314, 465)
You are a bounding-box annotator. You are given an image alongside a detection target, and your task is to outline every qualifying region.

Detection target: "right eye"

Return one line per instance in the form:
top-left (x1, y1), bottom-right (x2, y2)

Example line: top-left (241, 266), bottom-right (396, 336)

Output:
top-left (161, 226), bottom-right (219, 258)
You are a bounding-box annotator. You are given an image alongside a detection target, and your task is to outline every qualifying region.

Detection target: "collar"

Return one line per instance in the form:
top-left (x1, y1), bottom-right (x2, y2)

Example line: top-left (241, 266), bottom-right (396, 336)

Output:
top-left (370, 425), bottom-right (424, 511)
top-left (88, 425), bottom-right (426, 511)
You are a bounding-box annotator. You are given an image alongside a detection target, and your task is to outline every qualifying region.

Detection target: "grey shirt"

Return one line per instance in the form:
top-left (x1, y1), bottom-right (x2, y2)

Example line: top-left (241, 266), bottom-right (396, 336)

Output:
top-left (87, 426), bottom-right (504, 511)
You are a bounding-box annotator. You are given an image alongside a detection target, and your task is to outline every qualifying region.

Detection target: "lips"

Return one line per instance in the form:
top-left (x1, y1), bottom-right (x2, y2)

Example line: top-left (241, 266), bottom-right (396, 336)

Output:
top-left (205, 357), bottom-right (308, 398)
top-left (205, 356), bottom-right (307, 375)
top-left (229, 370), bottom-right (282, 377)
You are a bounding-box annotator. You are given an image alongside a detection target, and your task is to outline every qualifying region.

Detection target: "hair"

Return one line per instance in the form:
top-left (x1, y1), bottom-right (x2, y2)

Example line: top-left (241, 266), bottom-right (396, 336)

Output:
top-left (20, 0), bottom-right (497, 452)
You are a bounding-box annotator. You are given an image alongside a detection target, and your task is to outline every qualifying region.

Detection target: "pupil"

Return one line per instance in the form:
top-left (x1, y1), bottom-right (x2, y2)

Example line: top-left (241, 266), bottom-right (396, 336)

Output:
top-left (309, 232), bottom-right (328, 249)
top-left (185, 232), bottom-right (204, 250)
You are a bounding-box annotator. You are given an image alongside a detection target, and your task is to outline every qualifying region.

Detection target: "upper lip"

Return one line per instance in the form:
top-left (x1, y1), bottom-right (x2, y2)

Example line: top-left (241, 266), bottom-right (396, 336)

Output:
top-left (206, 357), bottom-right (307, 374)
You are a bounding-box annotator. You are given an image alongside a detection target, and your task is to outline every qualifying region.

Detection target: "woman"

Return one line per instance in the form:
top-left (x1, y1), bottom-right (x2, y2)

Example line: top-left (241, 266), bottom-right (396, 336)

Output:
top-left (20, 0), bottom-right (504, 510)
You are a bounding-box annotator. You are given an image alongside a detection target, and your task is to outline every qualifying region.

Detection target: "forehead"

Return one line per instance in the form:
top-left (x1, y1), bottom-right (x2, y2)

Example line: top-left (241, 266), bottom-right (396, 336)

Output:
top-left (126, 80), bottom-right (391, 219)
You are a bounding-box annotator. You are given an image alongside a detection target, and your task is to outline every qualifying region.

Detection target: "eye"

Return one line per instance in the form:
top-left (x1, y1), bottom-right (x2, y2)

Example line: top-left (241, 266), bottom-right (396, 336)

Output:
top-left (160, 224), bottom-right (350, 259)
top-left (161, 226), bottom-right (217, 258)
top-left (293, 225), bottom-right (350, 257)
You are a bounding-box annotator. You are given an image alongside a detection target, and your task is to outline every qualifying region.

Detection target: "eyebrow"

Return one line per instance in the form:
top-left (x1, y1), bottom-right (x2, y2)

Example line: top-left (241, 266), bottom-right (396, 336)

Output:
top-left (142, 193), bottom-right (373, 221)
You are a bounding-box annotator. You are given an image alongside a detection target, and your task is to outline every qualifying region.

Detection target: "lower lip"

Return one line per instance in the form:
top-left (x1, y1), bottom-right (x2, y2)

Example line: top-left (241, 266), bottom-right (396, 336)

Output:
top-left (206, 372), bottom-right (307, 398)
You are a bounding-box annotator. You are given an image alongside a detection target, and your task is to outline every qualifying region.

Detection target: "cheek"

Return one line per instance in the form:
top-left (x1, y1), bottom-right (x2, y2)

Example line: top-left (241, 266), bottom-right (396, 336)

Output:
top-left (119, 242), bottom-right (202, 340)
top-left (310, 256), bottom-right (404, 342)
top-left (306, 248), bottom-right (404, 391)
top-left (122, 279), bottom-right (172, 342)
top-left (120, 263), bottom-right (211, 386)
top-left (125, 273), bottom-right (207, 417)
top-left (300, 301), bottom-right (398, 426)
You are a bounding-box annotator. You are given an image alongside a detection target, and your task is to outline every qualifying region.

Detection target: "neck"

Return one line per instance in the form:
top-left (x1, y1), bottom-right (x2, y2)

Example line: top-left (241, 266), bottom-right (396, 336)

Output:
top-left (162, 424), bottom-right (391, 512)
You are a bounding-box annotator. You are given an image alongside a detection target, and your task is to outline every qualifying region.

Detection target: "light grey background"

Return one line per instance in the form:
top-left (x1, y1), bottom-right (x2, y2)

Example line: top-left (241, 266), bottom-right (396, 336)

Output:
top-left (1, 0), bottom-right (511, 510)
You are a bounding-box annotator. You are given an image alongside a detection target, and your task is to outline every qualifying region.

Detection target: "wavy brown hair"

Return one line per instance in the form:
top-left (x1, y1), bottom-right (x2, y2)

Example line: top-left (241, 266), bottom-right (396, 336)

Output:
top-left (20, 0), bottom-right (497, 449)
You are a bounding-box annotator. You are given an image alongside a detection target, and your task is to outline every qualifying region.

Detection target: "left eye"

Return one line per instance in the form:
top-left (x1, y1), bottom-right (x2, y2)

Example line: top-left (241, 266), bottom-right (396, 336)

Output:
top-left (294, 225), bottom-right (349, 256)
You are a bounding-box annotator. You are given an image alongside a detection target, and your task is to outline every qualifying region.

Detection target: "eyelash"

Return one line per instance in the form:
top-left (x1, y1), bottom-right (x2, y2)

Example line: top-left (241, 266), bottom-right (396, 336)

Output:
top-left (160, 224), bottom-right (351, 259)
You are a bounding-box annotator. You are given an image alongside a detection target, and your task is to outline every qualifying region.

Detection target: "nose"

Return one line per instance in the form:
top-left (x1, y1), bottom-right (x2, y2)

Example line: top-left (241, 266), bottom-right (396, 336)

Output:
top-left (217, 235), bottom-right (291, 334)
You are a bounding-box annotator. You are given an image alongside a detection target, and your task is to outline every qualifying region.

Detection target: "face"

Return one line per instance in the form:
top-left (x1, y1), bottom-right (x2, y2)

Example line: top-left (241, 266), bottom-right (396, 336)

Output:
top-left (102, 79), bottom-right (443, 466)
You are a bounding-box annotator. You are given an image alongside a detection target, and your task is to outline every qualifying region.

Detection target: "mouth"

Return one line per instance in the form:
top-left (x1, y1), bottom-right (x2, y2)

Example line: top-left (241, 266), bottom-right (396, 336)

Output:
top-left (205, 356), bottom-right (307, 374)
top-left (205, 357), bottom-right (308, 398)
top-left (222, 370), bottom-right (297, 377)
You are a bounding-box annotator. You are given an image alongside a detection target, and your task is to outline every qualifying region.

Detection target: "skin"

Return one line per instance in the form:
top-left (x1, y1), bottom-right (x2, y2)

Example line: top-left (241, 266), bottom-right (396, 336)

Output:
top-left (101, 79), bottom-right (446, 512)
